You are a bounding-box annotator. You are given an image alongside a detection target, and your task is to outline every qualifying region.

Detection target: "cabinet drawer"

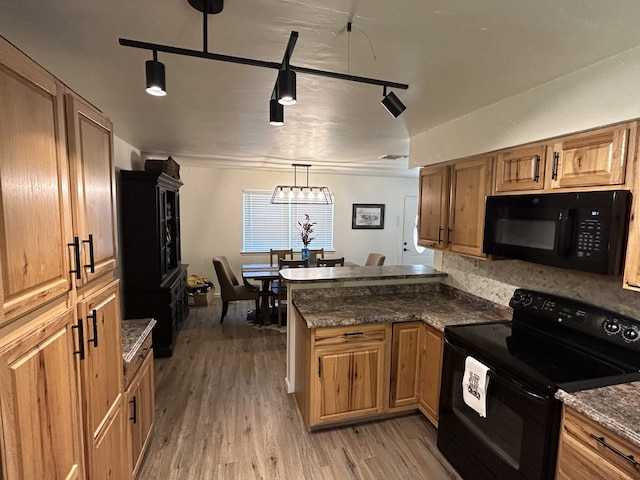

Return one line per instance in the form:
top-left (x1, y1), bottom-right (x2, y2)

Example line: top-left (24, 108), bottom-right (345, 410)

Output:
top-left (562, 407), bottom-right (640, 479)
top-left (124, 333), bottom-right (153, 389)
top-left (314, 323), bottom-right (386, 348)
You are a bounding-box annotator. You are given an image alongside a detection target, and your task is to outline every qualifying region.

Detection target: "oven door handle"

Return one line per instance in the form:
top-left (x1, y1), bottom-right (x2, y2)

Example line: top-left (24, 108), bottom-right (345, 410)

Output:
top-left (445, 337), bottom-right (547, 402)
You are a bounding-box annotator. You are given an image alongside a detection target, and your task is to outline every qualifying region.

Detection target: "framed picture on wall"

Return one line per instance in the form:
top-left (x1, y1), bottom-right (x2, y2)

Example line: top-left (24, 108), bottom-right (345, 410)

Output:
top-left (352, 204), bottom-right (385, 229)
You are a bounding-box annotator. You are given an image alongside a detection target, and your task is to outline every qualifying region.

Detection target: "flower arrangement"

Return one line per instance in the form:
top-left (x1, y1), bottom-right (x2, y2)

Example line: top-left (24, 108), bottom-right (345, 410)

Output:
top-left (298, 213), bottom-right (316, 247)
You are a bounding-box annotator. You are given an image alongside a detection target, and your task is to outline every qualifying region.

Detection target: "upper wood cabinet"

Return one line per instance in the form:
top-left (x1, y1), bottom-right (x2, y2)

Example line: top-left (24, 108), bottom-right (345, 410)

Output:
top-left (495, 144), bottom-right (546, 192)
top-left (66, 94), bottom-right (118, 287)
top-left (0, 40), bottom-right (74, 323)
top-left (551, 124), bottom-right (631, 189)
top-left (418, 155), bottom-right (492, 258)
top-left (449, 155), bottom-right (493, 257)
top-left (418, 165), bottom-right (450, 249)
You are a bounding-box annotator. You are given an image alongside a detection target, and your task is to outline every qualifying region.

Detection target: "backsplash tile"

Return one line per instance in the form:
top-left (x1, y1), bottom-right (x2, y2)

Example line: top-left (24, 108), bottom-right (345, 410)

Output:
top-left (441, 253), bottom-right (640, 319)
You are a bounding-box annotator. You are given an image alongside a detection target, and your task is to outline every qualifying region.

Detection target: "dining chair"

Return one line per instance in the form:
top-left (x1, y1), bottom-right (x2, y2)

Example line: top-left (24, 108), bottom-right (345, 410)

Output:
top-left (308, 248), bottom-right (324, 265)
top-left (316, 257), bottom-right (345, 267)
top-left (212, 256), bottom-right (260, 324)
top-left (365, 253), bottom-right (386, 266)
top-left (273, 259), bottom-right (308, 327)
top-left (270, 248), bottom-right (293, 266)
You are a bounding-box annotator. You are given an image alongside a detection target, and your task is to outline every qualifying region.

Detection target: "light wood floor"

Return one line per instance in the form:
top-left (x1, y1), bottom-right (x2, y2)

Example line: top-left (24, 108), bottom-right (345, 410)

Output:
top-left (136, 299), bottom-right (462, 480)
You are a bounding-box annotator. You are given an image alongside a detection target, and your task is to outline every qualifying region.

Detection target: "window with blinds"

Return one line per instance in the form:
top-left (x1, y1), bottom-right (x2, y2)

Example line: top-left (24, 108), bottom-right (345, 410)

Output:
top-left (243, 189), bottom-right (334, 253)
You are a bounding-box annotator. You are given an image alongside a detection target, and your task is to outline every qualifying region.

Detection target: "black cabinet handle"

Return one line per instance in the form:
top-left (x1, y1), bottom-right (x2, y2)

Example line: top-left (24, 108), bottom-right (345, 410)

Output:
top-left (447, 228), bottom-right (452, 244)
top-left (139, 346), bottom-right (151, 360)
top-left (87, 309), bottom-right (98, 348)
top-left (129, 396), bottom-right (138, 424)
top-left (438, 227), bottom-right (443, 244)
top-left (67, 237), bottom-right (81, 280)
top-left (343, 331), bottom-right (364, 337)
top-left (82, 234), bottom-right (95, 273)
top-left (589, 434), bottom-right (638, 466)
top-left (533, 155), bottom-right (540, 182)
top-left (318, 357), bottom-right (322, 378)
top-left (72, 318), bottom-right (85, 360)
top-left (552, 152), bottom-right (559, 180)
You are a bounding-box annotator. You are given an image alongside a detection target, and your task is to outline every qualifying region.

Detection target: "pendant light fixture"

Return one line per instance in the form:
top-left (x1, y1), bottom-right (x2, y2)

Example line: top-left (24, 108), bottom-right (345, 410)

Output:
top-left (277, 52), bottom-right (296, 105)
top-left (145, 50), bottom-right (166, 96)
top-left (271, 164), bottom-right (333, 204)
top-left (381, 86), bottom-right (406, 118)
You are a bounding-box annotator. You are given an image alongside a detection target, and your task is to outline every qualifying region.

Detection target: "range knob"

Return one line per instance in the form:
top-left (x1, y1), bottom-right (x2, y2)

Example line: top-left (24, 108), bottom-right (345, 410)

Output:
top-left (603, 319), bottom-right (621, 335)
top-left (522, 294), bottom-right (533, 306)
top-left (623, 327), bottom-right (640, 342)
top-left (512, 292), bottom-right (522, 304)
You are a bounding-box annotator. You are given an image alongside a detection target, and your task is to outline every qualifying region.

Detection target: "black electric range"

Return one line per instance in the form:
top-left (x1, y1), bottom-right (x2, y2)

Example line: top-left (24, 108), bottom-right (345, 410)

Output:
top-left (437, 289), bottom-right (640, 480)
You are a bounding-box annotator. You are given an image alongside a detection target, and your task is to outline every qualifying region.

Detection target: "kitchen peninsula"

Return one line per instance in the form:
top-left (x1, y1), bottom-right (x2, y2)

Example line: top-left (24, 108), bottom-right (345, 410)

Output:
top-left (281, 265), bottom-right (511, 428)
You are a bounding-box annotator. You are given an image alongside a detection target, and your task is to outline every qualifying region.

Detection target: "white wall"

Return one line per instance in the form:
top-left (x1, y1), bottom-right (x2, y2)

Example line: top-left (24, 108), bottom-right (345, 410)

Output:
top-left (177, 166), bottom-right (420, 290)
top-left (410, 45), bottom-right (640, 166)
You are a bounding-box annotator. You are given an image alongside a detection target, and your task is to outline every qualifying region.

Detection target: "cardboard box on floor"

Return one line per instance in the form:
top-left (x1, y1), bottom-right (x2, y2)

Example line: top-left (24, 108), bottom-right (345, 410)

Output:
top-left (190, 289), bottom-right (215, 307)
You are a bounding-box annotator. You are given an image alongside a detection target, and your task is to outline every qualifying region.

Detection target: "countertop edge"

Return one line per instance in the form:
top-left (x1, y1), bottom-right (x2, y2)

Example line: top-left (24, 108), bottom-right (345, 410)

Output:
top-left (122, 318), bottom-right (157, 363)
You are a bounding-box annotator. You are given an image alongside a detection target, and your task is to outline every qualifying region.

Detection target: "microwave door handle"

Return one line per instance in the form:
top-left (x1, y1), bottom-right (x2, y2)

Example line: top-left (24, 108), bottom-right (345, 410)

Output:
top-left (556, 210), bottom-right (574, 256)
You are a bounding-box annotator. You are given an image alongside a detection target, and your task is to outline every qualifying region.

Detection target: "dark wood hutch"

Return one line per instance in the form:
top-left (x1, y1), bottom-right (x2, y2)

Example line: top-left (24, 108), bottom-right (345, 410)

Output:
top-left (120, 170), bottom-right (189, 357)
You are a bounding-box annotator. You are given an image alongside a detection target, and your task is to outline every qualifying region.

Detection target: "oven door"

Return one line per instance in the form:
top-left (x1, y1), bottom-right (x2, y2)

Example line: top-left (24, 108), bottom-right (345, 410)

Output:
top-left (437, 336), bottom-right (561, 480)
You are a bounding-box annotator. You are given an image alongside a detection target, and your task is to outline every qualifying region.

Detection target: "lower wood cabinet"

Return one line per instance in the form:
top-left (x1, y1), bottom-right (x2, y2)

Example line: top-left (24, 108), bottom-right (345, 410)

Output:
top-left (126, 345), bottom-right (155, 478)
top-left (418, 323), bottom-right (444, 426)
top-left (389, 322), bottom-right (422, 410)
top-left (557, 405), bottom-right (640, 480)
top-left (294, 314), bottom-right (447, 430)
top-left (296, 321), bottom-right (388, 428)
top-left (78, 279), bottom-right (129, 480)
top-left (0, 304), bottom-right (84, 480)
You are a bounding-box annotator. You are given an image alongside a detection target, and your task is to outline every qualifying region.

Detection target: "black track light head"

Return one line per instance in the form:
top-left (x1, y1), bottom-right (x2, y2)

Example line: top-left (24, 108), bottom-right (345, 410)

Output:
top-left (381, 87), bottom-right (405, 118)
top-left (269, 98), bottom-right (284, 126)
top-left (145, 57), bottom-right (166, 96)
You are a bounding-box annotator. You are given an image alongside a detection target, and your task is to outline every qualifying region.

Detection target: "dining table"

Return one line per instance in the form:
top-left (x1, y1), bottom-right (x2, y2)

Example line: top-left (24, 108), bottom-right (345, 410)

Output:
top-left (241, 261), bottom-right (358, 325)
top-left (241, 263), bottom-right (280, 325)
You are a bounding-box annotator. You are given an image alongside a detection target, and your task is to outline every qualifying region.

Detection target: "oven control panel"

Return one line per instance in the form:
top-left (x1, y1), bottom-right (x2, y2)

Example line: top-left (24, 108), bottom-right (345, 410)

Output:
top-left (510, 289), bottom-right (640, 350)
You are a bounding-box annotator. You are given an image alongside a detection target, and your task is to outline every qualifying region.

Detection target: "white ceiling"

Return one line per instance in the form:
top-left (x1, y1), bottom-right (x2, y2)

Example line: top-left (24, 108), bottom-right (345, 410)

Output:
top-left (3, 0), bottom-right (640, 177)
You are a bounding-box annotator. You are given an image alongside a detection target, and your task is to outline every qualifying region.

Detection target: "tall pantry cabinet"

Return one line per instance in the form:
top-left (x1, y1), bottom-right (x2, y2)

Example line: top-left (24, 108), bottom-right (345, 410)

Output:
top-left (0, 36), bottom-right (127, 480)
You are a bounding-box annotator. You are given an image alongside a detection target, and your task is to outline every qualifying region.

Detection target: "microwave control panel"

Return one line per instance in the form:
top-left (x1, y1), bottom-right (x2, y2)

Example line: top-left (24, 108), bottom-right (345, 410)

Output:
top-left (576, 217), bottom-right (602, 257)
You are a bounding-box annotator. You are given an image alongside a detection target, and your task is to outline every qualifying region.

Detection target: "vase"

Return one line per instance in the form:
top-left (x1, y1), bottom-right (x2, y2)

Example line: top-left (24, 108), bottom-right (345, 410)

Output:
top-left (301, 247), bottom-right (310, 262)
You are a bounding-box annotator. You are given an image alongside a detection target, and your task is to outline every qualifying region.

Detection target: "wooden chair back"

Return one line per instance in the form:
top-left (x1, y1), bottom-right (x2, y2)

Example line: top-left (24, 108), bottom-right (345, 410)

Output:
top-left (308, 248), bottom-right (324, 264)
top-left (279, 259), bottom-right (309, 269)
top-left (270, 248), bottom-right (293, 266)
top-left (316, 257), bottom-right (345, 267)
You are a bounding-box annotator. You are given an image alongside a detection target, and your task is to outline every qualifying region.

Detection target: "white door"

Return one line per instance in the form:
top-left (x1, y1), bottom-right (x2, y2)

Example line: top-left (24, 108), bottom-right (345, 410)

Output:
top-left (401, 195), bottom-right (434, 265)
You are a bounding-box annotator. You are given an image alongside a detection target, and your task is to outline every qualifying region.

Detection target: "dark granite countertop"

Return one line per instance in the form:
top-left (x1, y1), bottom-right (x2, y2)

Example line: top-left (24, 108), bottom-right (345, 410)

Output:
top-left (556, 382), bottom-right (640, 448)
top-left (281, 264), bottom-right (448, 284)
top-left (292, 283), bottom-right (511, 331)
top-left (122, 318), bottom-right (156, 364)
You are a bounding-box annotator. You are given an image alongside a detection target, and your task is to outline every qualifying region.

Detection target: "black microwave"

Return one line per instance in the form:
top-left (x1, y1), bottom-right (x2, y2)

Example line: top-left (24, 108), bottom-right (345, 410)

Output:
top-left (483, 190), bottom-right (631, 274)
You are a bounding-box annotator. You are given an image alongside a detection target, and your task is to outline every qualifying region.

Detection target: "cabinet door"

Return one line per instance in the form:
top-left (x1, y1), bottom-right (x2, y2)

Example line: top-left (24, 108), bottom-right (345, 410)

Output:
top-left (127, 353), bottom-right (155, 478)
top-left (78, 280), bottom-right (126, 479)
top-left (389, 322), bottom-right (421, 409)
top-left (449, 155), bottom-right (493, 257)
top-left (551, 124), bottom-right (630, 189)
top-left (0, 306), bottom-right (84, 480)
top-left (0, 39), bottom-right (73, 323)
top-left (66, 94), bottom-right (118, 286)
top-left (418, 323), bottom-right (444, 427)
top-left (314, 344), bottom-right (384, 425)
top-left (495, 145), bottom-right (546, 192)
top-left (418, 165), bottom-right (450, 249)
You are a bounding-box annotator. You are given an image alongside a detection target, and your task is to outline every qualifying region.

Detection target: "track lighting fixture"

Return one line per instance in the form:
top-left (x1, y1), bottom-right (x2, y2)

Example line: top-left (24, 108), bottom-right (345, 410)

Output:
top-left (145, 51), bottom-right (166, 97)
top-left (381, 86), bottom-right (406, 118)
top-left (269, 98), bottom-right (284, 126)
top-left (120, 1), bottom-right (408, 120)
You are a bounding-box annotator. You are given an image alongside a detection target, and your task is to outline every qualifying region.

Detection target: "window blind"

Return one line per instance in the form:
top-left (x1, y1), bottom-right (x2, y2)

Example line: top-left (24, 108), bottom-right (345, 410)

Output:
top-left (243, 189), bottom-right (334, 252)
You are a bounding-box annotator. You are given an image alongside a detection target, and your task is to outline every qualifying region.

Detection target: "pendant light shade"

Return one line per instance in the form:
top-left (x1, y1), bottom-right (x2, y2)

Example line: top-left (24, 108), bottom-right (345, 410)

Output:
top-left (145, 58), bottom-right (166, 96)
top-left (381, 88), bottom-right (406, 118)
top-left (277, 68), bottom-right (296, 105)
top-left (269, 98), bottom-right (284, 126)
